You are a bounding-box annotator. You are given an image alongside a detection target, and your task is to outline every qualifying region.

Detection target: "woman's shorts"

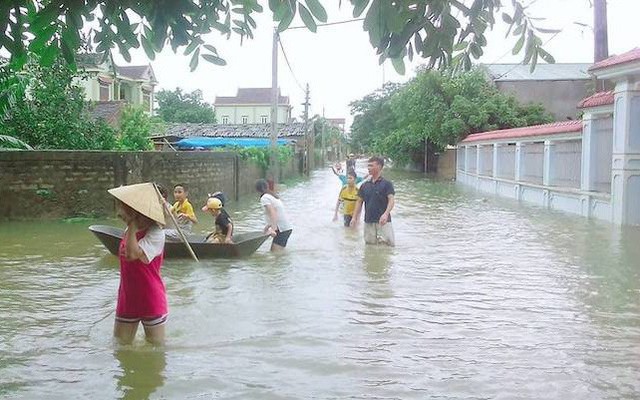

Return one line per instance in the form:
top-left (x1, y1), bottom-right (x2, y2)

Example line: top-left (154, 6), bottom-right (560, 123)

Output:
top-left (273, 229), bottom-right (293, 247)
top-left (115, 314), bottom-right (168, 327)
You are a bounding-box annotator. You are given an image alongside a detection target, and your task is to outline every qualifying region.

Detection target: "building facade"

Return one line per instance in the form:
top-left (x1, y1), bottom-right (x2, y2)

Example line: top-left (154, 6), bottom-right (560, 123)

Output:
top-left (482, 63), bottom-right (592, 121)
top-left (214, 88), bottom-right (292, 125)
top-left (75, 53), bottom-right (157, 114)
top-left (458, 49), bottom-right (640, 226)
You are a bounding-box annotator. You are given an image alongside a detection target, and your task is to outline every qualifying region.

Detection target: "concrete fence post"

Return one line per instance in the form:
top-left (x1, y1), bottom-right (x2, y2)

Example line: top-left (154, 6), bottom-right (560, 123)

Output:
top-left (493, 143), bottom-right (500, 179)
top-left (543, 140), bottom-right (555, 186)
top-left (464, 146), bottom-right (469, 172)
top-left (476, 145), bottom-right (482, 175)
top-left (611, 79), bottom-right (640, 225)
top-left (581, 114), bottom-right (597, 191)
top-left (515, 142), bottom-right (523, 182)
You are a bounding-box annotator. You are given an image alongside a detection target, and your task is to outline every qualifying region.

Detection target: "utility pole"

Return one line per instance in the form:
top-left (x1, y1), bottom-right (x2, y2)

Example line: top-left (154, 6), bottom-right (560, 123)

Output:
top-left (269, 28), bottom-right (279, 185)
top-left (593, 0), bottom-right (609, 92)
top-left (593, 0), bottom-right (608, 63)
top-left (302, 84), bottom-right (310, 176)
top-left (321, 107), bottom-right (326, 166)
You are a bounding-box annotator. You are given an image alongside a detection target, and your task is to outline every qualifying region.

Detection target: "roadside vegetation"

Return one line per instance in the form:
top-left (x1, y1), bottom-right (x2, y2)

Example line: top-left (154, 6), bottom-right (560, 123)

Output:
top-left (349, 69), bottom-right (554, 167)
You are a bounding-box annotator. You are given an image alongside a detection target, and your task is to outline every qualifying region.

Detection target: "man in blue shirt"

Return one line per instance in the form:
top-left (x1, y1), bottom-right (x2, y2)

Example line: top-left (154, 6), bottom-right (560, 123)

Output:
top-left (350, 156), bottom-right (395, 246)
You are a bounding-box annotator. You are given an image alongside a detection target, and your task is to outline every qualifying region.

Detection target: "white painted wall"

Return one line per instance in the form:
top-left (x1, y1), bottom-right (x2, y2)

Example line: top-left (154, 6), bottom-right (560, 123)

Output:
top-left (215, 105), bottom-right (291, 124)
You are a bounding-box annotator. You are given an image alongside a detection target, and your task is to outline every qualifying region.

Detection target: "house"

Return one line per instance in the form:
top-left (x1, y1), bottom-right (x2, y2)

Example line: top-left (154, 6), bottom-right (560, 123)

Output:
top-left (481, 63), bottom-right (592, 120)
top-left (214, 88), bottom-right (292, 125)
top-left (76, 53), bottom-right (157, 115)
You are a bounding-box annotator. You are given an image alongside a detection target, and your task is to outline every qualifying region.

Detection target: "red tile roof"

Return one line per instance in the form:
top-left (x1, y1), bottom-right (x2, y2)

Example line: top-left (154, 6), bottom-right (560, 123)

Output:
top-left (589, 48), bottom-right (640, 72)
top-left (578, 91), bottom-right (614, 108)
top-left (461, 120), bottom-right (582, 143)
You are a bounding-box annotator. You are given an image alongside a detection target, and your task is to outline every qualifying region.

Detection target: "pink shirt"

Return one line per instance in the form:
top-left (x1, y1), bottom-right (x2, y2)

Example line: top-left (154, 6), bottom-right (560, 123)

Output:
top-left (116, 227), bottom-right (167, 318)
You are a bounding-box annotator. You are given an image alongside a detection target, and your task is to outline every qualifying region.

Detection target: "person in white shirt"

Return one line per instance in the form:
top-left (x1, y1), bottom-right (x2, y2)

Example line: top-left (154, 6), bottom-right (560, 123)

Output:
top-left (255, 179), bottom-right (292, 251)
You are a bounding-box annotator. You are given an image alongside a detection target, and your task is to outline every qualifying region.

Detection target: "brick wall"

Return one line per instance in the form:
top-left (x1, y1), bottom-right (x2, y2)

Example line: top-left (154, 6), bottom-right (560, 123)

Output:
top-left (0, 150), bottom-right (302, 220)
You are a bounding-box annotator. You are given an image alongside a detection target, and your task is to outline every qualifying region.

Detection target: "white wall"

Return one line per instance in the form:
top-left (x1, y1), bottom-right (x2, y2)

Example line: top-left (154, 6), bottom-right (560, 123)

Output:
top-left (215, 105), bottom-right (291, 124)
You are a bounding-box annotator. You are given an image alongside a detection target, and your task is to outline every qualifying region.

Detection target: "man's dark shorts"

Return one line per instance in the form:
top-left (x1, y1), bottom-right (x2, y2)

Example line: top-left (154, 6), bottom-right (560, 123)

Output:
top-left (343, 215), bottom-right (353, 227)
top-left (273, 229), bottom-right (293, 247)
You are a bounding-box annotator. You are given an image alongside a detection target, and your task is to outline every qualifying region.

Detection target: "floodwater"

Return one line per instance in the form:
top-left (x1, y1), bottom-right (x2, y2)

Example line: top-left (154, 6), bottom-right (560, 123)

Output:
top-left (1, 163), bottom-right (639, 399)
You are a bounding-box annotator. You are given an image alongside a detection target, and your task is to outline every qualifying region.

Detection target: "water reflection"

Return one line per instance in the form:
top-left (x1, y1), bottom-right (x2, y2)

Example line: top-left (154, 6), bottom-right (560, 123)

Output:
top-left (115, 347), bottom-right (166, 400)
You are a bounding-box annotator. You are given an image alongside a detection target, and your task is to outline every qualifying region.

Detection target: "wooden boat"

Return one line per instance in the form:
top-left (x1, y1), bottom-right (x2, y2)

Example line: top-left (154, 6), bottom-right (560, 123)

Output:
top-left (89, 225), bottom-right (270, 259)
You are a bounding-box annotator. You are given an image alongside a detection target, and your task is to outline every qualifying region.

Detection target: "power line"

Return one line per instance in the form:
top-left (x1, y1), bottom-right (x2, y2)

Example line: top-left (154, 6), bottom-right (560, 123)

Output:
top-left (286, 17), bottom-right (365, 30)
top-left (491, 27), bottom-right (565, 80)
top-left (277, 35), bottom-right (306, 93)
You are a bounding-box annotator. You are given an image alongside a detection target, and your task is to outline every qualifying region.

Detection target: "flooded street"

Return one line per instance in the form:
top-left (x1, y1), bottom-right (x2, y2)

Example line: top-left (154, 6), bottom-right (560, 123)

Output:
top-left (1, 163), bottom-right (639, 399)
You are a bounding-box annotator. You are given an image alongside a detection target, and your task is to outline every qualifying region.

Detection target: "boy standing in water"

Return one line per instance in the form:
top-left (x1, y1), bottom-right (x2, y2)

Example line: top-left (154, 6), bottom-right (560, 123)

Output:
top-left (333, 171), bottom-right (359, 227)
top-left (166, 183), bottom-right (197, 240)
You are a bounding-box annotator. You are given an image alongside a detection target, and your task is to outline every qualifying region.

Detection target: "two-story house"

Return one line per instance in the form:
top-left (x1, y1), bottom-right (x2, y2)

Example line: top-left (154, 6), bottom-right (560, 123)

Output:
top-left (214, 88), bottom-right (292, 124)
top-left (76, 53), bottom-right (157, 114)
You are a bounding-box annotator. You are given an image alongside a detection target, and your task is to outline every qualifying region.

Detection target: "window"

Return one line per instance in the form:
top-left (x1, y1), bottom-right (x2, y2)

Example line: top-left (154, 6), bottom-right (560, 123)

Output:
top-left (119, 86), bottom-right (126, 100)
top-left (222, 116), bottom-right (229, 124)
top-left (260, 115), bottom-right (268, 124)
top-left (241, 115), bottom-right (248, 124)
top-left (99, 82), bottom-right (110, 101)
top-left (142, 88), bottom-right (151, 111)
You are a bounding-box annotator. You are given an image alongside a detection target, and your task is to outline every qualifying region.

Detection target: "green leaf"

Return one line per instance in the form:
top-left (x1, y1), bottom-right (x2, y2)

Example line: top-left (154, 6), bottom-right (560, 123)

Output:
top-left (512, 34), bottom-right (524, 55)
top-left (202, 53), bottom-right (227, 66)
top-left (453, 41), bottom-right (468, 52)
top-left (141, 35), bottom-right (156, 60)
top-left (298, 4), bottom-right (317, 32)
top-left (277, 8), bottom-right (295, 32)
top-left (391, 57), bottom-right (405, 75)
top-left (538, 47), bottom-right (555, 63)
top-left (305, 0), bottom-right (328, 22)
top-left (353, 0), bottom-right (370, 18)
top-left (530, 47), bottom-right (539, 72)
top-left (189, 47), bottom-right (200, 71)
top-left (183, 38), bottom-right (200, 55)
top-left (501, 13), bottom-right (512, 24)
top-left (203, 44), bottom-right (218, 55)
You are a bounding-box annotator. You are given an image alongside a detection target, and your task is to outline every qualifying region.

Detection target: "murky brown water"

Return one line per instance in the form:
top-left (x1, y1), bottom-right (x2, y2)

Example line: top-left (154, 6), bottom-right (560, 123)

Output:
top-left (1, 163), bottom-right (639, 399)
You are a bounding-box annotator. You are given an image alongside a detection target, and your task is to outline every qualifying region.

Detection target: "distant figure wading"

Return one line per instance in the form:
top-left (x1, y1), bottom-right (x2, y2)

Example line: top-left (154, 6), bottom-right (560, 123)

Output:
top-left (256, 179), bottom-right (293, 251)
top-left (350, 156), bottom-right (395, 246)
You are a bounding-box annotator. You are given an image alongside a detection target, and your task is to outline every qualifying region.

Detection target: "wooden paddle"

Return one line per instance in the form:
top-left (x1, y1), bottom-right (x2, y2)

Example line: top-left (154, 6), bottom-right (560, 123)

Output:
top-left (153, 183), bottom-right (199, 262)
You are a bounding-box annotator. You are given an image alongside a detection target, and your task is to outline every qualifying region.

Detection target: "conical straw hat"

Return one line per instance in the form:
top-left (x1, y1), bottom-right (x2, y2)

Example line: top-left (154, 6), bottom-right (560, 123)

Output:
top-left (108, 182), bottom-right (165, 225)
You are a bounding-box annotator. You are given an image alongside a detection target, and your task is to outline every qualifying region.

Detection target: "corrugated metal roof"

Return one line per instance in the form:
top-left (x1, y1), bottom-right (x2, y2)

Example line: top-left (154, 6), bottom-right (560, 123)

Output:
top-left (161, 122), bottom-right (305, 138)
top-left (482, 63), bottom-right (591, 81)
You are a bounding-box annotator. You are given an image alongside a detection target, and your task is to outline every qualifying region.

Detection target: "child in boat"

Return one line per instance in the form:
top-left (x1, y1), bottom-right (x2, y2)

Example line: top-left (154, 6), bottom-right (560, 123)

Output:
top-left (165, 183), bottom-right (197, 240)
top-left (202, 197), bottom-right (233, 244)
top-left (108, 183), bottom-right (168, 346)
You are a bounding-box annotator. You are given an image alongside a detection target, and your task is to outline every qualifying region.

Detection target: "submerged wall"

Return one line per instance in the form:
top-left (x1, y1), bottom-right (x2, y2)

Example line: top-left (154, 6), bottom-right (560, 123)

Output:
top-left (0, 150), bottom-right (302, 220)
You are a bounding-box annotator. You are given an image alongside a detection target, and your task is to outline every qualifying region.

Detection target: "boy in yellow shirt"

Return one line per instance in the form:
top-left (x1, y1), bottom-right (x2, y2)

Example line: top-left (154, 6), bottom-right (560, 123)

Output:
top-left (333, 171), bottom-right (359, 227)
top-left (165, 183), bottom-right (197, 240)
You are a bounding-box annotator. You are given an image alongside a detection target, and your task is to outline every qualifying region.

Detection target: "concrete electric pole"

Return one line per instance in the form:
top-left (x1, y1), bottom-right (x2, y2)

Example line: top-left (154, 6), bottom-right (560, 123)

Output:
top-left (593, 0), bottom-right (609, 63)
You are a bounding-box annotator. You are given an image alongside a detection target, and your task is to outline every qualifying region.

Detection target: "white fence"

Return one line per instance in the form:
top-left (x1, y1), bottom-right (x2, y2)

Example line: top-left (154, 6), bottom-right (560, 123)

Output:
top-left (456, 117), bottom-right (614, 223)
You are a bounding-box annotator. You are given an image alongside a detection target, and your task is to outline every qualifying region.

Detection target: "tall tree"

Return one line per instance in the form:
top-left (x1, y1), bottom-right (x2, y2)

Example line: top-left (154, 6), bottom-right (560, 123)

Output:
top-left (0, 1), bottom-right (557, 74)
top-left (156, 88), bottom-right (217, 124)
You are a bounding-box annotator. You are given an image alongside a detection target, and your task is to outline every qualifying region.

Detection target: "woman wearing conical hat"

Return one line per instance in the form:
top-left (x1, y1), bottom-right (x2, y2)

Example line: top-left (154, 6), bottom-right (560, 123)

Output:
top-left (108, 183), bottom-right (168, 345)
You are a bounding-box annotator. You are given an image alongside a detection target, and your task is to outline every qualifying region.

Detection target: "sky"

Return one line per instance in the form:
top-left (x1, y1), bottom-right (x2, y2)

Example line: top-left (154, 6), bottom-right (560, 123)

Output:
top-left (111, 0), bottom-right (640, 127)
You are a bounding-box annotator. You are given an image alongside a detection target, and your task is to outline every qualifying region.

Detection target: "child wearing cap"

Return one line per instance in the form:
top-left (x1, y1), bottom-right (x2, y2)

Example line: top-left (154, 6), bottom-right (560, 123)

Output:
top-left (202, 197), bottom-right (233, 244)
